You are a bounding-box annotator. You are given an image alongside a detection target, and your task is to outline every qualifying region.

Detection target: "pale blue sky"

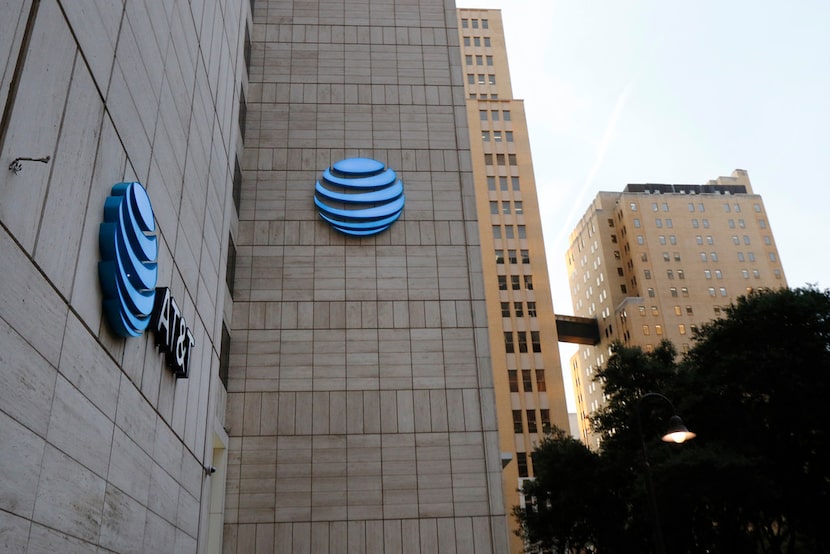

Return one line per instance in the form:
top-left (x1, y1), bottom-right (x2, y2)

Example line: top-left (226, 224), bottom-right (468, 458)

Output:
top-left (457, 0), bottom-right (830, 409)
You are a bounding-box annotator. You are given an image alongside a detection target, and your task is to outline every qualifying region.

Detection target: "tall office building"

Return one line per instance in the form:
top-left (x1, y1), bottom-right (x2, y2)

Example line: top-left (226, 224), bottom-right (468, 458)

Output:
top-left (457, 9), bottom-right (571, 551)
top-left (223, 1), bottom-right (509, 552)
top-left (567, 170), bottom-right (787, 447)
top-left (1, 0), bottom-right (511, 552)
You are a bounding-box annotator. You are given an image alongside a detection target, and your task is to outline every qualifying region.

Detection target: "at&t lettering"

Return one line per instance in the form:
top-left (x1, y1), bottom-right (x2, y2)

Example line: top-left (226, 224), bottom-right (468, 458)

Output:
top-left (151, 287), bottom-right (195, 378)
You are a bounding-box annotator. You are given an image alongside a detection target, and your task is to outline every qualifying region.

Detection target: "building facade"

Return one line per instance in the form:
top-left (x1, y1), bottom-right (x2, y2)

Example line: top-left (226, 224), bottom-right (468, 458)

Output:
top-left (456, 9), bottom-right (570, 552)
top-left (1, 0), bottom-right (247, 552)
top-left (566, 170), bottom-right (787, 447)
top-left (1, 0), bottom-right (515, 552)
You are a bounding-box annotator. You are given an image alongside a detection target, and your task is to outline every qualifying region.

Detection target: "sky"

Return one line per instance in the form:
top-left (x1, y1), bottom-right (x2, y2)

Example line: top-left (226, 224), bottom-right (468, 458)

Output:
top-left (456, 0), bottom-right (830, 410)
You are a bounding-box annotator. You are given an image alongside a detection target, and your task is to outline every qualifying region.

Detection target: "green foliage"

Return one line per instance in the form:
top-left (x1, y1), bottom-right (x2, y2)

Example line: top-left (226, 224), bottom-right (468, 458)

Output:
top-left (514, 287), bottom-right (830, 553)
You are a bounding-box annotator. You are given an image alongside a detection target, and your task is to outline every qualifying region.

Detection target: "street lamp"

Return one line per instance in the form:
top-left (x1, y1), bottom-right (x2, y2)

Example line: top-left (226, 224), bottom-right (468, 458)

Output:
top-left (637, 392), bottom-right (696, 554)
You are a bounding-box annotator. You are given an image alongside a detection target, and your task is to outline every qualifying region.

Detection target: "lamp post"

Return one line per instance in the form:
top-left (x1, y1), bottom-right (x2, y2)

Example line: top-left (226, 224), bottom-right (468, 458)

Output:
top-left (636, 392), bottom-right (696, 554)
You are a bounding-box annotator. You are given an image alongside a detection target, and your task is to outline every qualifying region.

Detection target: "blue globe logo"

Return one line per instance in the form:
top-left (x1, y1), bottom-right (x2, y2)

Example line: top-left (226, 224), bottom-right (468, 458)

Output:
top-left (314, 158), bottom-right (405, 237)
top-left (98, 182), bottom-right (158, 337)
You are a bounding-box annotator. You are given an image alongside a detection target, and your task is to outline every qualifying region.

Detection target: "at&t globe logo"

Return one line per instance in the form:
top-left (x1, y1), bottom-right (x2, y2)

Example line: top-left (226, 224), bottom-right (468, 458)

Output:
top-left (314, 158), bottom-right (405, 237)
top-left (98, 182), bottom-right (158, 337)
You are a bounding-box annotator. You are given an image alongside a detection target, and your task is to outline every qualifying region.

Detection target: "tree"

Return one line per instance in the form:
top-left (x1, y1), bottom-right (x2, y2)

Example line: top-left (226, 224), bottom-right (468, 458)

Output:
top-left (512, 427), bottom-right (625, 553)
top-left (516, 287), bottom-right (830, 553)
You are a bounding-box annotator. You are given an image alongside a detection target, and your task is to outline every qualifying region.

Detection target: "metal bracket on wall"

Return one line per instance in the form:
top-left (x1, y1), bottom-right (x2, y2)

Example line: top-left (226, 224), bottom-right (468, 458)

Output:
top-left (8, 155), bottom-right (50, 174)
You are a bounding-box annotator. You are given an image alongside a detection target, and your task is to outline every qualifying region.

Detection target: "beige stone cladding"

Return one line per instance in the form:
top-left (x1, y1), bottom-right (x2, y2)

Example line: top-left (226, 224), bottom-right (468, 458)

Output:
top-left (0, 0), bottom-right (245, 552)
top-left (567, 171), bottom-right (787, 448)
top-left (223, 0), bottom-right (509, 552)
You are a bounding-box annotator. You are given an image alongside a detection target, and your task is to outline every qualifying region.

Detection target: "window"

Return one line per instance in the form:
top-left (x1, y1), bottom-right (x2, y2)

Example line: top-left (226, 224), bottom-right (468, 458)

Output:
top-left (482, 18), bottom-right (489, 28)
top-left (524, 276), bottom-right (533, 290)
top-left (678, 269), bottom-right (685, 280)
top-left (764, 236), bottom-right (772, 245)
top-left (540, 408), bottom-right (551, 432)
top-left (662, 202), bottom-right (669, 212)
top-left (486, 55), bottom-right (493, 66)
top-left (505, 226), bottom-right (514, 239)
top-left (621, 284), bottom-right (627, 294)
top-left (700, 252), bottom-right (708, 262)
top-left (679, 324), bottom-right (686, 335)
top-left (477, 74), bottom-right (485, 84)
top-left (509, 154), bottom-right (517, 165)
top-left (692, 219), bottom-right (700, 228)
top-left (465, 55), bottom-right (473, 65)
top-left (511, 275), bottom-right (521, 290)
top-left (495, 250), bottom-right (504, 264)
top-left (710, 252), bottom-right (718, 262)
top-left (743, 235), bottom-right (751, 245)
top-left (535, 370), bottom-right (547, 392)
top-left (479, 109), bottom-right (487, 120)
top-left (769, 252), bottom-right (777, 262)
top-left (667, 269), bottom-right (674, 279)
top-left (737, 252), bottom-right (745, 261)
top-left (651, 306), bottom-right (659, 316)
top-left (720, 287), bottom-right (727, 297)
top-left (648, 288), bottom-right (655, 298)
top-left (500, 176), bottom-right (508, 191)
top-left (498, 276), bottom-right (507, 290)
top-left (496, 154), bottom-right (505, 165)
top-left (655, 218), bottom-right (663, 228)
top-left (461, 18), bottom-right (469, 28)
top-left (481, 132), bottom-right (490, 142)
top-left (644, 269), bottom-right (651, 279)
top-left (463, 36), bottom-right (470, 46)
top-left (521, 249), bottom-right (530, 264)
top-left (663, 252), bottom-right (670, 262)
top-left (666, 219), bottom-right (673, 228)
top-left (489, 201), bottom-right (498, 214)
top-left (652, 202), bottom-right (659, 212)
top-left (487, 176), bottom-right (495, 190)
top-left (514, 202), bottom-right (524, 215)
top-left (674, 305), bottom-right (682, 316)
top-left (467, 74), bottom-right (475, 85)
top-left (734, 203), bottom-right (741, 213)
top-left (715, 270), bottom-right (722, 279)
top-left (696, 235), bottom-right (703, 245)
top-left (670, 235), bottom-right (677, 245)
top-left (708, 287), bottom-right (716, 297)
top-left (658, 236), bottom-right (667, 245)
top-left (724, 202), bottom-right (731, 213)
top-left (471, 19), bottom-right (479, 28)
top-left (518, 226), bottom-right (527, 239)
top-left (706, 236), bottom-right (714, 245)
top-left (475, 55), bottom-right (483, 66)
top-left (703, 219), bottom-right (710, 228)
top-left (511, 177), bottom-right (520, 191)
top-left (637, 235), bottom-right (644, 245)
top-left (742, 269), bottom-right (749, 279)
top-left (488, 74), bottom-right (496, 85)
top-left (517, 452), bottom-right (528, 477)
top-left (655, 324), bottom-right (663, 335)
top-left (670, 287), bottom-right (678, 297)
top-left (512, 410), bottom-right (523, 433)
top-left (531, 331), bottom-right (541, 353)
top-left (484, 153), bottom-right (493, 165)
top-left (704, 269), bottom-right (712, 279)
top-left (504, 332), bottom-right (514, 353)
top-left (739, 219), bottom-right (746, 228)
top-left (754, 203), bottom-right (761, 213)
top-left (508, 370), bottom-right (518, 392)
top-left (493, 131), bottom-right (502, 142)
top-left (514, 301), bottom-right (523, 317)
top-left (758, 219), bottom-right (767, 229)
top-left (506, 131), bottom-right (514, 142)
top-left (518, 332), bottom-right (528, 353)
top-left (526, 410), bottom-right (538, 433)
top-left (688, 203), bottom-right (695, 212)
top-left (686, 305), bottom-right (693, 315)
top-left (522, 370), bottom-right (533, 391)
top-left (527, 302), bottom-right (537, 317)
top-left (748, 252), bottom-right (756, 262)
top-left (633, 218), bottom-right (641, 228)
top-left (492, 226), bottom-right (501, 239)
top-left (502, 202), bottom-right (511, 215)
top-left (639, 306), bottom-right (646, 316)
top-left (642, 325), bottom-right (650, 336)
top-left (681, 287), bottom-right (689, 297)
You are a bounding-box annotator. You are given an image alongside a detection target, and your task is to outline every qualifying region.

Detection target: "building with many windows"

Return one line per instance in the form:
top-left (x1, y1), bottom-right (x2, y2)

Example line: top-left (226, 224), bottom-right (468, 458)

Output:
top-left (457, 9), bottom-right (571, 551)
top-left (567, 170), bottom-right (786, 447)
